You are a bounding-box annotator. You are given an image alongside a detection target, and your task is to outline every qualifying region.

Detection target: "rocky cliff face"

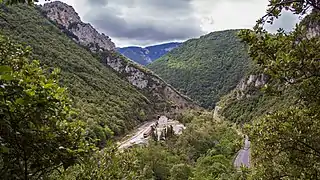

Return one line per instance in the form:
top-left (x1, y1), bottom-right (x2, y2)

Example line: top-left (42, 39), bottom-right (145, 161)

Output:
top-left (298, 9), bottom-right (320, 39)
top-left (41, 1), bottom-right (115, 52)
top-left (41, 1), bottom-right (195, 112)
top-left (101, 53), bottom-right (195, 111)
top-left (235, 74), bottom-right (269, 99)
top-left (214, 73), bottom-right (269, 118)
top-left (306, 25), bottom-right (320, 39)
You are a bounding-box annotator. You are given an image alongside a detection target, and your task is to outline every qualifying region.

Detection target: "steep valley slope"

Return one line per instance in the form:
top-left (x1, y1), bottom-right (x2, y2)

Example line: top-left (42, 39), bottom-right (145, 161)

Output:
top-left (148, 30), bottom-right (252, 108)
top-left (0, 3), bottom-right (193, 147)
top-left (216, 72), bottom-right (297, 124)
top-left (41, 1), bottom-right (195, 113)
top-left (216, 11), bottom-right (320, 125)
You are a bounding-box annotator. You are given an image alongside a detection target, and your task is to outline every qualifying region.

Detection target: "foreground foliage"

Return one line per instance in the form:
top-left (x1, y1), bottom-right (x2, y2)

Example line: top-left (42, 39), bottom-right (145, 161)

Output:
top-left (0, 4), bottom-right (153, 147)
top-left (238, 0), bottom-right (320, 179)
top-left (248, 107), bottom-right (320, 179)
top-left (49, 145), bottom-right (143, 180)
top-left (53, 110), bottom-right (242, 180)
top-left (0, 35), bottom-right (93, 179)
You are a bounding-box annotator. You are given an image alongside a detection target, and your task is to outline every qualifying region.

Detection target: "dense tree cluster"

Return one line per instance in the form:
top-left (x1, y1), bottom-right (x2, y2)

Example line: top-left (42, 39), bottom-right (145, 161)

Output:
top-left (237, 0), bottom-right (320, 178)
top-left (0, 35), bottom-right (94, 179)
top-left (148, 30), bottom-right (252, 109)
top-left (0, 3), bottom-right (153, 148)
top-left (51, 110), bottom-right (242, 180)
top-left (2, 0), bottom-right (320, 179)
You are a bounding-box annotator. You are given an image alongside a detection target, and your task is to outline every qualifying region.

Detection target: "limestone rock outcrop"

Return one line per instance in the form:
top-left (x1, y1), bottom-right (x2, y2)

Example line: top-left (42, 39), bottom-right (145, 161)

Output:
top-left (42, 1), bottom-right (115, 52)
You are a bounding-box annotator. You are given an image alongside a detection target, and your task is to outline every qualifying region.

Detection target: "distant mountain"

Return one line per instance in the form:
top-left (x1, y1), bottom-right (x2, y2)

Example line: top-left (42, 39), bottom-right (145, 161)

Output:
top-left (117, 42), bottom-right (182, 65)
top-left (148, 30), bottom-right (252, 108)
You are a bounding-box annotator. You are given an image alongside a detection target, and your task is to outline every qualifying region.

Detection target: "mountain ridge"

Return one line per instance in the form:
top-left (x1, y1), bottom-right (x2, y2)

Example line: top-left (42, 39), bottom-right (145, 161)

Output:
top-left (117, 42), bottom-right (182, 65)
top-left (42, 1), bottom-right (116, 52)
top-left (148, 29), bottom-right (252, 108)
top-left (0, 2), bottom-right (195, 148)
top-left (0, 3), bottom-right (152, 147)
top-left (40, 1), bottom-right (196, 113)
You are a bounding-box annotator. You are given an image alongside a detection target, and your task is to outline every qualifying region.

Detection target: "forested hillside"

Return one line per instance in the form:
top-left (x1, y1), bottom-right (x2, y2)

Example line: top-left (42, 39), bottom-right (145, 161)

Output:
top-left (148, 30), bottom-right (252, 108)
top-left (1, 0), bottom-right (320, 179)
top-left (0, 4), bottom-right (153, 146)
top-left (223, 2), bottom-right (320, 178)
top-left (217, 72), bottom-right (297, 124)
top-left (0, 29), bottom-right (241, 179)
top-left (40, 1), bottom-right (195, 115)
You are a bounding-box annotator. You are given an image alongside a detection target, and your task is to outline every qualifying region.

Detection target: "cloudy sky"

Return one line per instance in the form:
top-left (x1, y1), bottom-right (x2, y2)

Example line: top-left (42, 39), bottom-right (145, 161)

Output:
top-left (39, 0), bottom-right (300, 47)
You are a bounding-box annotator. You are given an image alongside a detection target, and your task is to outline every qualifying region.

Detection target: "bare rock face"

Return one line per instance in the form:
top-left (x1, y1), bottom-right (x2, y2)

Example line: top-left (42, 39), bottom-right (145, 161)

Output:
top-left (236, 74), bottom-right (269, 99)
top-left (299, 10), bottom-right (320, 39)
top-left (41, 1), bottom-right (115, 52)
top-left (41, 1), bottom-right (195, 112)
top-left (101, 54), bottom-right (195, 111)
top-left (237, 74), bottom-right (268, 91)
top-left (306, 25), bottom-right (320, 39)
top-left (215, 73), bottom-right (269, 118)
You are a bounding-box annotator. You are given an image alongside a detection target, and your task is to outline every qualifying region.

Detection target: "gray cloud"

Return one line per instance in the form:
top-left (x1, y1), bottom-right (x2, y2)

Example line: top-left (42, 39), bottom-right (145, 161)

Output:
top-left (86, 10), bottom-right (202, 41)
top-left (90, 0), bottom-right (107, 6)
top-left (41, 0), bottom-right (300, 46)
top-left (140, 0), bottom-right (192, 13)
top-left (83, 0), bottom-right (204, 45)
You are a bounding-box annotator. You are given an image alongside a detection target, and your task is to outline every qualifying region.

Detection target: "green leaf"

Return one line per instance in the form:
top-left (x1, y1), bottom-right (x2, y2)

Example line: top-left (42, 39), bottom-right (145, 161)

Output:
top-left (0, 65), bottom-right (12, 73)
top-left (0, 146), bottom-right (9, 153)
top-left (44, 83), bottom-right (54, 89)
top-left (0, 74), bottom-right (14, 81)
top-left (25, 89), bottom-right (35, 96)
top-left (15, 98), bottom-right (24, 105)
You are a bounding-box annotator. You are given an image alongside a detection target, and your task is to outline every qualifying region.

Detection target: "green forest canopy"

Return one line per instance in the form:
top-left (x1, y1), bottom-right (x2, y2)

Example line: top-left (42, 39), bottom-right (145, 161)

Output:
top-left (0, 4), bottom-right (153, 147)
top-left (0, 34), bottom-right (94, 179)
top-left (237, 0), bottom-right (320, 178)
top-left (1, 0), bottom-right (320, 179)
top-left (148, 29), bottom-right (252, 109)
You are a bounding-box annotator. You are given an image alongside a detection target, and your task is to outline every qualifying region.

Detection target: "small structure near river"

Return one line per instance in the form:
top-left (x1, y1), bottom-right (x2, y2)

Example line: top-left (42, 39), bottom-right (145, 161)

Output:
top-left (153, 116), bottom-right (186, 141)
top-left (118, 116), bottom-right (186, 150)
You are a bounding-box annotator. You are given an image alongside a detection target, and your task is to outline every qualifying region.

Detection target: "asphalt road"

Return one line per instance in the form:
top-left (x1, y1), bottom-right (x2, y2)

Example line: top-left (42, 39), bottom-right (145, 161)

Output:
top-left (234, 136), bottom-right (250, 168)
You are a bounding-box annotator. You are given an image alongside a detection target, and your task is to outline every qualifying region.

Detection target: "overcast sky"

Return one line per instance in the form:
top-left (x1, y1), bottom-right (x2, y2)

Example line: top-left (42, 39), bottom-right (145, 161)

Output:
top-left (39, 0), bottom-right (300, 47)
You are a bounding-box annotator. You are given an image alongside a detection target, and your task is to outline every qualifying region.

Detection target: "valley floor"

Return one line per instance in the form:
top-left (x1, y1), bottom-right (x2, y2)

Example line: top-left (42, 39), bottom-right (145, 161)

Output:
top-left (117, 120), bottom-right (156, 149)
top-left (117, 116), bottom-right (186, 149)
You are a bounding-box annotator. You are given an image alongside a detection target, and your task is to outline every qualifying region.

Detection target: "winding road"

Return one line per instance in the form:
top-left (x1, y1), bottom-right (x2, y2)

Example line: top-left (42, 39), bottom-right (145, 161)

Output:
top-left (234, 136), bottom-right (250, 168)
top-left (118, 116), bottom-right (251, 168)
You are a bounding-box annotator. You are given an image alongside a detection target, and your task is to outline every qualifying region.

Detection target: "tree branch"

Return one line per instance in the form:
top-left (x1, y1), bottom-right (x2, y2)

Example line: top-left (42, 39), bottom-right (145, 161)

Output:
top-left (307, 0), bottom-right (320, 10)
top-left (295, 139), bottom-right (320, 157)
top-left (261, 0), bottom-right (305, 21)
top-left (260, 0), bottom-right (320, 25)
